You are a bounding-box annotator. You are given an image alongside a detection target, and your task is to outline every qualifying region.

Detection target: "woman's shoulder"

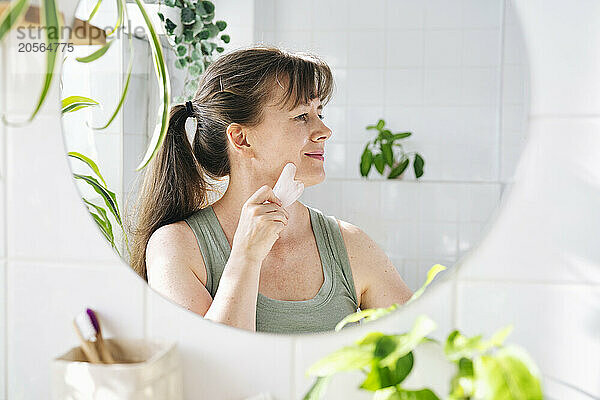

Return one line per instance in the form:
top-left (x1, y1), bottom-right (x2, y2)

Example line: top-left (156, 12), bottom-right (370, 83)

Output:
top-left (146, 218), bottom-right (207, 285)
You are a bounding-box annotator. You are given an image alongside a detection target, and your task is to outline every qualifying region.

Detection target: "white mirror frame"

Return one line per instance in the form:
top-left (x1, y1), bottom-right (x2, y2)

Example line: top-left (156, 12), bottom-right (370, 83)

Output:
top-left (1, 1), bottom-right (598, 399)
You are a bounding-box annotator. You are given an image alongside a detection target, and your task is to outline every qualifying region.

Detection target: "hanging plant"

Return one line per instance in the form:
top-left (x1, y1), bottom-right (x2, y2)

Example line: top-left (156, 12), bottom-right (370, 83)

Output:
top-left (157, 0), bottom-right (230, 102)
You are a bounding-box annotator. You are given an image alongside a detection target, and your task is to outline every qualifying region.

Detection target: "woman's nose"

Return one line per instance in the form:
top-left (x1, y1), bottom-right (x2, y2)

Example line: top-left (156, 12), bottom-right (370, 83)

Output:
top-left (311, 120), bottom-right (332, 142)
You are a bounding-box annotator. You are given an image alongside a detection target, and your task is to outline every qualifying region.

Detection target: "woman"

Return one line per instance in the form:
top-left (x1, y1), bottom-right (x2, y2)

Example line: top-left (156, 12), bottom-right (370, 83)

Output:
top-left (130, 46), bottom-right (412, 334)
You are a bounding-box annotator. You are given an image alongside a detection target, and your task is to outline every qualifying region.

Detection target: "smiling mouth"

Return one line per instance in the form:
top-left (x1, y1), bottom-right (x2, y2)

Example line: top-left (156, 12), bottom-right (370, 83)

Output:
top-left (304, 153), bottom-right (324, 161)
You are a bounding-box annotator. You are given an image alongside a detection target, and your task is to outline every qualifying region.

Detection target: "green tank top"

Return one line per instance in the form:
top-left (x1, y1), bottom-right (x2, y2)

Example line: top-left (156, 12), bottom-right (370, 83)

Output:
top-left (184, 203), bottom-right (359, 334)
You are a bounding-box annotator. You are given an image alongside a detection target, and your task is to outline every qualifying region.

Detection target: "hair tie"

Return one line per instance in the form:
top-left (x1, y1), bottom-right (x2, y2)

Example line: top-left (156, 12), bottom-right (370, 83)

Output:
top-left (184, 101), bottom-right (197, 146)
top-left (185, 100), bottom-right (194, 117)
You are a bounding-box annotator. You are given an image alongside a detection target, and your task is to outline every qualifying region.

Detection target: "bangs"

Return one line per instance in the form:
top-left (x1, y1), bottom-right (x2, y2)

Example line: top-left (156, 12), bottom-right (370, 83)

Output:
top-left (269, 52), bottom-right (335, 111)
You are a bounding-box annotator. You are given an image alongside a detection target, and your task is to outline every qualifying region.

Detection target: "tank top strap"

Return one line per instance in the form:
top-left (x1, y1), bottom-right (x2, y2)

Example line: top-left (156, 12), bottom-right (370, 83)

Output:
top-left (183, 207), bottom-right (228, 297)
top-left (307, 206), bottom-right (359, 308)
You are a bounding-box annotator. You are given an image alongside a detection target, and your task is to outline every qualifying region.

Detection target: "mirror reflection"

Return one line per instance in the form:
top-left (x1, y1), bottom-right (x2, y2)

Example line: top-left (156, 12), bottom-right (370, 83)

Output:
top-left (60, 0), bottom-right (528, 334)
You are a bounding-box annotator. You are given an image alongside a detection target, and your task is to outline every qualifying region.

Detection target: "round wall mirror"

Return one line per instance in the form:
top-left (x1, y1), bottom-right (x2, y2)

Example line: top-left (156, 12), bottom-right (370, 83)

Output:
top-left (60, 0), bottom-right (529, 335)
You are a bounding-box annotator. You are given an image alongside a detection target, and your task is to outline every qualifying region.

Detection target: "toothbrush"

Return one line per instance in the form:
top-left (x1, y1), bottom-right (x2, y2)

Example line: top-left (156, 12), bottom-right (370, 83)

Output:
top-left (73, 311), bottom-right (102, 364)
top-left (86, 308), bottom-right (115, 364)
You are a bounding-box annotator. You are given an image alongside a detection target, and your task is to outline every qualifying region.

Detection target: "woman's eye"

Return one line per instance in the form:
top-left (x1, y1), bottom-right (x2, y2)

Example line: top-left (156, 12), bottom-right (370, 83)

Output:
top-left (295, 113), bottom-right (325, 122)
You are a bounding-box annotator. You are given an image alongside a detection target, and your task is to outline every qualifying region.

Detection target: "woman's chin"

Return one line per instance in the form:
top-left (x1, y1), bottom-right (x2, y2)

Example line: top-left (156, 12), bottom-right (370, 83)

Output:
top-left (301, 170), bottom-right (326, 188)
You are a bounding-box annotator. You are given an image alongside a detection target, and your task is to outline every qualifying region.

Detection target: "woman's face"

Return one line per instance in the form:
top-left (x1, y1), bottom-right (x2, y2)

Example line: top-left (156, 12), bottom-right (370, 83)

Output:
top-left (247, 89), bottom-right (333, 188)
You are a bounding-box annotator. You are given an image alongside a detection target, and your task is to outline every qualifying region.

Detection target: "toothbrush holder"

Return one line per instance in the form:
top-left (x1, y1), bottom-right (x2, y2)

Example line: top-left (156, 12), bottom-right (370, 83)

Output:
top-left (51, 337), bottom-right (183, 399)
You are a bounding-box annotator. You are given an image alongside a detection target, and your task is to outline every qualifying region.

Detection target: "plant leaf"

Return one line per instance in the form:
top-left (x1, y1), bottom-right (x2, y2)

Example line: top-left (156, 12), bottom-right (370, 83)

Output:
top-left (68, 151), bottom-right (108, 187)
top-left (376, 388), bottom-right (440, 400)
top-left (376, 119), bottom-right (385, 130)
top-left (445, 325), bottom-right (514, 362)
top-left (106, 0), bottom-right (124, 36)
top-left (26, 0), bottom-right (60, 122)
top-left (88, 34), bottom-right (134, 131)
top-left (336, 303), bottom-right (399, 331)
top-left (379, 315), bottom-right (437, 368)
top-left (306, 345), bottom-right (373, 377)
top-left (73, 174), bottom-right (121, 225)
top-left (302, 376), bottom-right (332, 400)
top-left (134, 0), bottom-right (171, 170)
top-left (360, 146), bottom-right (373, 177)
top-left (388, 157), bottom-right (409, 179)
top-left (392, 132), bottom-right (411, 140)
top-left (181, 7), bottom-right (195, 24)
top-left (0, 0), bottom-right (30, 43)
top-left (407, 264), bottom-right (447, 304)
top-left (75, 40), bottom-right (114, 63)
top-left (87, 0), bottom-right (103, 22)
top-left (374, 153), bottom-right (385, 174)
top-left (381, 142), bottom-right (394, 167)
top-left (474, 346), bottom-right (543, 400)
top-left (413, 153), bottom-right (425, 178)
top-left (83, 198), bottom-right (114, 243)
top-left (61, 95), bottom-right (99, 114)
top-left (360, 360), bottom-right (395, 392)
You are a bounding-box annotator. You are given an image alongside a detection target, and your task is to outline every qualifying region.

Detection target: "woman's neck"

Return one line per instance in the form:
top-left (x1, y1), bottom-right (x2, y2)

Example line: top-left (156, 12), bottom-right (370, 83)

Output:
top-left (211, 173), bottom-right (308, 243)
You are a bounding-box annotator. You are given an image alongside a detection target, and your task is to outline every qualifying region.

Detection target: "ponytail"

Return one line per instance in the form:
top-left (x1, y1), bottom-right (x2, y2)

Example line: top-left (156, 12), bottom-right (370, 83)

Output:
top-left (128, 103), bottom-right (210, 281)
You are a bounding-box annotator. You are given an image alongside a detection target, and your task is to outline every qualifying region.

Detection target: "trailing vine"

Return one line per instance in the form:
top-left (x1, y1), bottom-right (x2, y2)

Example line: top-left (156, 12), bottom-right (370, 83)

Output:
top-left (157, 0), bottom-right (230, 102)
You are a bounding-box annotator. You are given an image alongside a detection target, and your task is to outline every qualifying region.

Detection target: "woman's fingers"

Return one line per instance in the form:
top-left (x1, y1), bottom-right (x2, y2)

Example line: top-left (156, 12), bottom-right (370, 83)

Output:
top-left (246, 185), bottom-right (282, 207)
top-left (261, 210), bottom-right (289, 226)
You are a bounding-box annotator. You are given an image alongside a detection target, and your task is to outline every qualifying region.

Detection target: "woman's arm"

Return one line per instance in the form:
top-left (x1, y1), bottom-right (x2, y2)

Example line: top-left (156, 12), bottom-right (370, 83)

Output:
top-left (146, 185), bottom-right (288, 332)
top-left (337, 219), bottom-right (413, 309)
top-left (146, 221), bottom-right (262, 331)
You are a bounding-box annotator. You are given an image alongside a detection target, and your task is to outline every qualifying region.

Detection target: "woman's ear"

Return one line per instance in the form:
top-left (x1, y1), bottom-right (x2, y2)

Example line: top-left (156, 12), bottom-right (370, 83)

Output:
top-left (226, 123), bottom-right (255, 157)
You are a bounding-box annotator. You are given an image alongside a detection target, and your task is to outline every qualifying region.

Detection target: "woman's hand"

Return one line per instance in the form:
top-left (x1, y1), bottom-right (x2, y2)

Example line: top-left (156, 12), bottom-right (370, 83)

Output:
top-left (230, 185), bottom-right (289, 264)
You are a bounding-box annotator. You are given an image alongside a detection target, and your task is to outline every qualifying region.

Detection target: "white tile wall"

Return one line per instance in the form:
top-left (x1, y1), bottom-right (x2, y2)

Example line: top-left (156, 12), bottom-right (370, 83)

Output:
top-left (457, 282), bottom-right (600, 397)
top-left (264, 0), bottom-right (528, 292)
top-left (146, 287), bottom-right (295, 399)
top-left (6, 261), bottom-right (145, 399)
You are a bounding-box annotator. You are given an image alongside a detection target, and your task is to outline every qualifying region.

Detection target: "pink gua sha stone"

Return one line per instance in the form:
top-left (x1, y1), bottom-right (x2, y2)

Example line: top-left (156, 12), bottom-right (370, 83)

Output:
top-left (272, 162), bottom-right (304, 208)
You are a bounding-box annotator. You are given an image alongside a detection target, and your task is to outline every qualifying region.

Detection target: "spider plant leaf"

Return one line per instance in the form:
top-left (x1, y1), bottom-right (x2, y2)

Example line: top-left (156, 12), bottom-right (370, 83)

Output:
top-left (376, 119), bottom-right (385, 130)
top-left (87, 0), bottom-right (102, 22)
top-left (88, 42), bottom-right (134, 130)
top-left (73, 174), bottom-right (121, 225)
top-left (84, 199), bottom-right (114, 243)
top-left (134, 0), bottom-right (171, 171)
top-left (0, 0), bottom-right (30, 42)
top-left (68, 151), bottom-right (108, 187)
top-left (25, 0), bottom-right (60, 123)
top-left (75, 39), bottom-right (114, 63)
top-left (61, 96), bottom-right (99, 114)
top-left (413, 153), bottom-right (425, 178)
top-left (88, 210), bottom-right (114, 243)
top-left (106, 0), bottom-right (124, 36)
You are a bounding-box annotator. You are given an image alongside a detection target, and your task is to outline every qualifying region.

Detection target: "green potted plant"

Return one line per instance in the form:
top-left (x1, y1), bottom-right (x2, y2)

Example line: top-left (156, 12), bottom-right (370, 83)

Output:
top-left (360, 119), bottom-right (425, 180)
top-left (157, 0), bottom-right (230, 102)
top-left (304, 265), bottom-right (543, 399)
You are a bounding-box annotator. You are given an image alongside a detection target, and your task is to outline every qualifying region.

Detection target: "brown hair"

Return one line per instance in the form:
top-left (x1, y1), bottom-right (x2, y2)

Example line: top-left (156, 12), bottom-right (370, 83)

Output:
top-left (128, 45), bottom-right (335, 281)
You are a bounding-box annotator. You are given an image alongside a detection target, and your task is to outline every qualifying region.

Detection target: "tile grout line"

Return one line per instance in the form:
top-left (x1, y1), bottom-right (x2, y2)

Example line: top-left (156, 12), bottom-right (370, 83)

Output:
top-left (1, 32), bottom-right (7, 400)
top-left (290, 338), bottom-right (296, 400)
top-left (497, 0), bottom-right (507, 182)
